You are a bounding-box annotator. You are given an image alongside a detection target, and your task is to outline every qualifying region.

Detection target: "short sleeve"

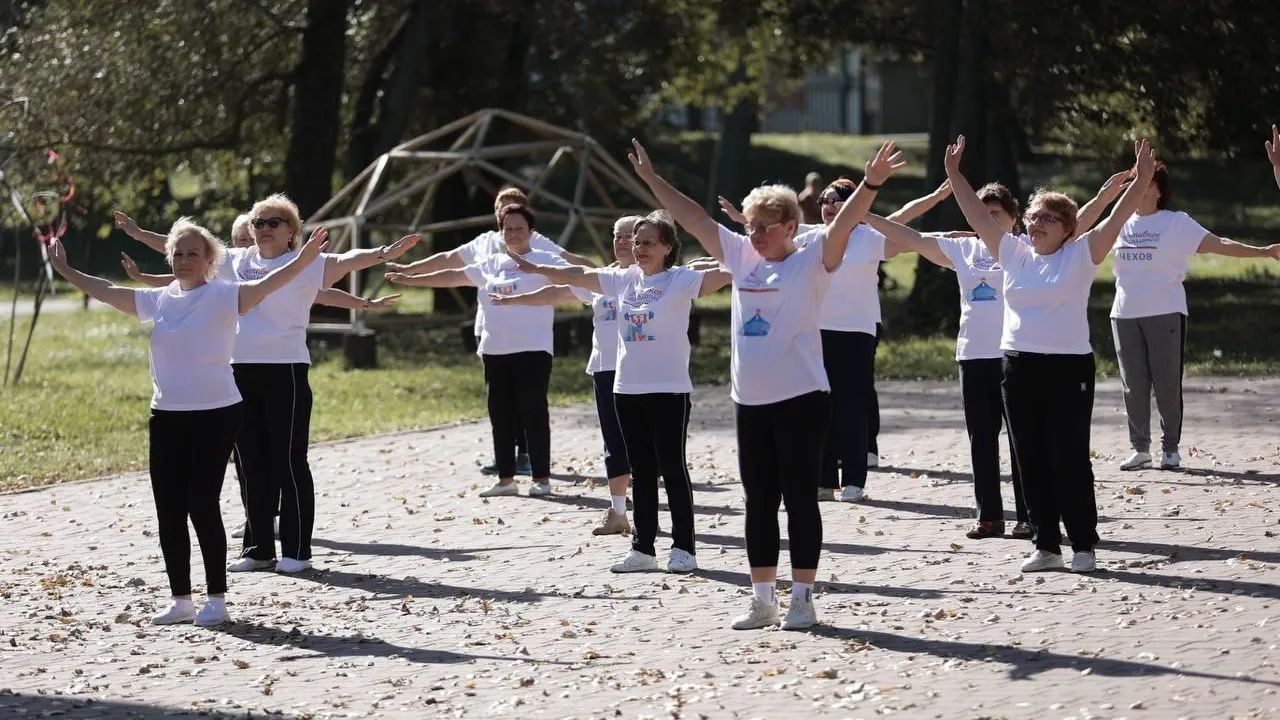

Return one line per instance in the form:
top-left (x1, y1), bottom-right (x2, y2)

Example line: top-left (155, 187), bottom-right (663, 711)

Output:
top-left (461, 260), bottom-right (488, 287)
top-left (216, 248), bottom-right (241, 282)
top-left (998, 232), bottom-right (1027, 267)
top-left (456, 232), bottom-right (490, 265)
top-left (673, 265), bottom-right (706, 299)
top-left (934, 236), bottom-right (963, 267)
top-left (1175, 212), bottom-right (1210, 253)
top-left (798, 223), bottom-right (824, 235)
top-left (1071, 232), bottom-right (1103, 268)
top-left (134, 287), bottom-right (164, 323)
top-left (717, 224), bottom-right (756, 276)
top-left (595, 266), bottom-right (628, 299)
top-left (300, 253), bottom-right (327, 291)
top-left (530, 232), bottom-right (567, 256)
top-left (568, 286), bottom-right (594, 304)
top-left (214, 280), bottom-right (241, 316)
top-left (845, 225), bottom-right (886, 263)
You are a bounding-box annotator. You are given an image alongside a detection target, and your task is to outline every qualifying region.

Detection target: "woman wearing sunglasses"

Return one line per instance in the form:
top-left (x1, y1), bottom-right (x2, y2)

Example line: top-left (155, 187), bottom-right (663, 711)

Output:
top-left (628, 137), bottom-right (905, 630)
top-left (118, 193), bottom-right (420, 575)
top-left (502, 211), bottom-right (731, 575)
top-left (945, 136), bottom-right (1156, 574)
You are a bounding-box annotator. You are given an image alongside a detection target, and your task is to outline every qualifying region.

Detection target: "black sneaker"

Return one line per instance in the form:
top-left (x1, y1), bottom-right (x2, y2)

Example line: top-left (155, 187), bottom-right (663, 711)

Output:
top-left (965, 520), bottom-right (1005, 539)
top-left (1011, 522), bottom-right (1034, 539)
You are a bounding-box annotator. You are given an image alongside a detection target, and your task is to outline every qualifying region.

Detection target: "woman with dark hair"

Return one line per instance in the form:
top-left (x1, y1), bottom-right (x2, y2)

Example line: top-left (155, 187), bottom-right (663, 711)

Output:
top-left (49, 219), bottom-right (325, 625)
top-left (629, 137), bottom-right (905, 630)
top-left (508, 211), bottom-right (731, 574)
top-left (946, 135), bottom-right (1155, 574)
top-left (1111, 159), bottom-right (1280, 471)
top-left (489, 215), bottom-right (643, 536)
top-left (387, 204), bottom-right (566, 497)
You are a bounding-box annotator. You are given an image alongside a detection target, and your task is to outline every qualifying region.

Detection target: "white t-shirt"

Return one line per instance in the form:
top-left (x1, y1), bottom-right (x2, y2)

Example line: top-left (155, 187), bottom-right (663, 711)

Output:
top-left (936, 235), bottom-right (1006, 361)
top-left (596, 265), bottom-right (704, 395)
top-left (999, 232), bottom-right (1100, 355)
top-left (720, 225), bottom-right (831, 406)
top-left (798, 224), bottom-right (884, 333)
top-left (135, 280), bottom-right (243, 411)
top-left (458, 231), bottom-right (566, 337)
top-left (1110, 210), bottom-right (1209, 319)
top-left (218, 246), bottom-right (327, 364)
top-left (462, 249), bottom-right (567, 356)
top-left (569, 286), bottom-right (621, 375)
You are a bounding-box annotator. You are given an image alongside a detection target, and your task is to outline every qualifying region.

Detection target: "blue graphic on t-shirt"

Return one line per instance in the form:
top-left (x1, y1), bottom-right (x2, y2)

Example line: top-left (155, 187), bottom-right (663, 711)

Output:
top-left (623, 310), bottom-right (655, 342)
top-left (600, 298), bottom-right (617, 322)
top-left (970, 279), bottom-right (998, 302)
top-left (742, 309), bottom-right (771, 337)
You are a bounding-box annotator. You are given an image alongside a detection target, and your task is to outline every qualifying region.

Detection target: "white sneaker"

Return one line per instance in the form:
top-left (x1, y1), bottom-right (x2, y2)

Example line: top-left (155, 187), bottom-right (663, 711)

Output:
top-left (731, 597), bottom-right (780, 630)
top-left (528, 482), bottom-right (553, 497)
top-left (150, 600), bottom-right (196, 625)
top-left (610, 549), bottom-right (659, 573)
top-left (194, 601), bottom-right (230, 627)
top-left (1019, 550), bottom-right (1065, 573)
top-left (230, 523), bottom-right (246, 539)
top-left (867, 453), bottom-right (879, 468)
top-left (667, 548), bottom-right (697, 573)
top-left (781, 594), bottom-right (817, 630)
top-left (1120, 451), bottom-right (1151, 470)
top-left (1158, 451), bottom-right (1181, 470)
top-left (817, 487), bottom-right (836, 502)
top-left (479, 481), bottom-right (519, 498)
top-left (1071, 550), bottom-right (1097, 573)
top-left (228, 557), bottom-right (275, 572)
top-left (840, 486), bottom-right (866, 502)
top-left (275, 558), bottom-right (312, 574)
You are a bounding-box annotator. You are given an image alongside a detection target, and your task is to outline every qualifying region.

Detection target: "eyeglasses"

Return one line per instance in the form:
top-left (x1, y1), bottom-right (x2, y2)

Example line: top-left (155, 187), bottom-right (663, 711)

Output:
top-left (251, 216), bottom-right (287, 229)
top-left (743, 221), bottom-right (784, 235)
top-left (1024, 212), bottom-right (1063, 226)
top-left (819, 196), bottom-right (845, 207)
top-left (631, 238), bottom-right (666, 249)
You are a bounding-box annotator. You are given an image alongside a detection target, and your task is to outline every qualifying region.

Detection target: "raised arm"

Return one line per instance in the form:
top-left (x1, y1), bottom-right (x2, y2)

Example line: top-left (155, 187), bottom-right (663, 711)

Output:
top-left (943, 135), bottom-right (1006, 258)
top-left (314, 288), bottom-right (401, 311)
top-left (628, 138), bottom-right (723, 262)
top-left (120, 252), bottom-right (173, 288)
top-left (1076, 170), bottom-right (1133, 234)
top-left (113, 211), bottom-right (167, 254)
top-left (47, 240), bottom-right (138, 316)
top-left (384, 268), bottom-right (474, 288)
top-left (239, 228), bottom-right (330, 314)
top-left (488, 284), bottom-right (582, 307)
top-left (1266, 124), bottom-right (1280, 192)
top-left (1087, 140), bottom-right (1156, 264)
top-left (887, 180), bottom-right (952, 225)
top-left (697, 268), bottom-right (733, 296)
top-left (823, 141), bottom-right (908, 271)
top-left (864, 214), bottom-right (953, 269)
top-left (717, 196), bottom-right (747, 226)
top-left (322, 233), bottom-right (421, 287)
top-left (505, 250), bottom-right (604, 294)
top-left (1196, 234), bottom-right (1280, 259)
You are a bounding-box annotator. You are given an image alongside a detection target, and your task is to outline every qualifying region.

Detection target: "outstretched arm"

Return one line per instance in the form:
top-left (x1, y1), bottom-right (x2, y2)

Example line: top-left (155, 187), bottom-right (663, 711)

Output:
top-left (314, 288), bottom-right (401, 311)
top-left (239, 229), bottom-right (330, 314)
top-left (120, 252), bottom-right (173, 288)
top-left (628, 139), bottom-right (724, 262)
top-left (697, 268), bottom-right (733, 296)
top-left (1197, 234), bottom-right (1280, 259)
top-left (386, 247), bottom-right (465, 274)
top-left (559, 249), bottom-right (598, 268)
top-left (1267, 124), bottom-right (1280, 192)
top-left (1076, 170), bottom-right (1133, 234)
top-left (505, 250), bottom-right (604, 294)
top-left (323, 233), bottom-right (421, 287)
top-left (822, 142), bottom-right (908, 272)
top-left (47, 240), bottom-right (138, 316)
top-left (112, 211), bottom-right (167, 254)
top-left (489, 285), bottom-right (582, 307)
top-left (943, 136), bottom-right (1007, 258)
top-left (864, 215), bottom-right (953, 269)
top-left (887, 180), bottom-right (952, 225)
top-left (1087, 140), bottom-right (1156, 264)
top-left (384, 268), bottom-right (474, 288)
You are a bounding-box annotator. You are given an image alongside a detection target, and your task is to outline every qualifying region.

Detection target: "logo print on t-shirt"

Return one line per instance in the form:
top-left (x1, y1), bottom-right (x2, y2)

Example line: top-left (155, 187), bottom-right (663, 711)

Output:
top-left (970, 278), bottom-right (998, 302)
top-left (742, 309), bottom-right (771, 337)
top-left (599, 297), bottom-right (617, 322)
top-left (623, 310), bottom-right (655, 342)
top-left (489, 279), bottom-right (518, 297)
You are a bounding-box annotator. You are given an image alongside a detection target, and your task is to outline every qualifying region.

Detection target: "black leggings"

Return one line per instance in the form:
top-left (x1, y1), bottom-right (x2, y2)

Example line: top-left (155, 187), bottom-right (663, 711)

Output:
top-left (736, 391), bottom-right (831, 570)
top-left (1001, 351), bottom-right (1098, 553)
top-left (233, 363), bottom-right (315, 562)
top-left (483, 351), bottom-right (552, 478)
top-left (614, 392), bottom-right (694, 556)
top-left (149, 403), bottom-right (242, 596)
top-left (478, 337), bottom-right (528, 458)
top-left (960, 358), bottom-right (1027, 522)
top-left (820, 330), bottom-right (876, 489)
top-left (592, 371), bottom-right (631, 479)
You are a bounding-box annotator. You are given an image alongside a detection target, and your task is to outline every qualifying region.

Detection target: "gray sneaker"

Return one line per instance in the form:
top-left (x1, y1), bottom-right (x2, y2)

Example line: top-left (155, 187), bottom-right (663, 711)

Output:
top-left (1158, 451), bottom-right (1181, 469)
top-left (781, 594), bottom-right (818, 630)
top-left (731, 597), bottom-right (780, 630)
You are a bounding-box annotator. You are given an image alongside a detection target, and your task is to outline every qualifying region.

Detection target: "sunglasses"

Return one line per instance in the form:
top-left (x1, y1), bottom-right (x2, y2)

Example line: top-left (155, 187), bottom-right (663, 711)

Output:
top-left (251, 216), bottom-right (288, 230)
top-left (1024, 212), bottom-right (1063, 226)
top-left (743, 221), bottom-right (784, 236)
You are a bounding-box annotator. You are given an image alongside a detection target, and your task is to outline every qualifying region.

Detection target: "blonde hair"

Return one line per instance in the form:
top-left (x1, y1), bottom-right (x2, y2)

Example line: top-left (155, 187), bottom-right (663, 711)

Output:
top-left (494, 186), bottom-right (529, 211)
top-left (741, 184), bottom-right (802, 226)
top-left (230, 213), bottom-right (253, 246)
top-left (613, 215), bottom-right (643, 235)
top-left (250, 193), bottom-right (302, 248)
top-left (1027, 189), bottom-right (1080, 238)
top-left (166, 217), bottom-right (226, 282)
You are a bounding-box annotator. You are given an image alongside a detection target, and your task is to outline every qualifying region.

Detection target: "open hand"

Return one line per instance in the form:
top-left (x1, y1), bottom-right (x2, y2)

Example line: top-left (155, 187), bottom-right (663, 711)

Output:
top-left (717, 196), bottom-right (747, 225)
top-left (119, 252), bottom-right (143, 281)
top-left (382, 234), bottom-right (421, 261)
top-left (627, 138), bottom-right (656, 181)
top-left (865, 141), bottom-right (907, 186)
top-left (933, 179), bottom-right (953, 200)
top-left (1266, 125), bottom-right (1280, 168)
top-left (506, 249), bottom-right (538, 272)
top-left (366, 293), bottom-right (401, 309)
top-left (1100, 169), bottom-right (1135, 197)
top-left (112, 210), bottom-right (138, 235)
top-left (1133, 139), bottom-right (1155, 179)
top-left (47, 238), bottom-right (69, 272)
top-left (384, 272), bottom-right (408, 285)
top-left (943, 136), bottom-right (966, 176)
top-left (298, 227), bottom-right (330, 262)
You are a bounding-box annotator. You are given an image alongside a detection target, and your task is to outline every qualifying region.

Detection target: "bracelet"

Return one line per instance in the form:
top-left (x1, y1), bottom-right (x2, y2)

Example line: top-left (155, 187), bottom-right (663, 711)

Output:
top-left (863, 180), bottom-right (883, 191)
top-left (377, 245), bottom-right (388, 260)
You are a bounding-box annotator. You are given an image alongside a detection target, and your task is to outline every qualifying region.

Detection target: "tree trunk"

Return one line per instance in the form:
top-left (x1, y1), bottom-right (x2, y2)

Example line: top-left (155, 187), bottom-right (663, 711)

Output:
top-left (284, 0), bottom-right (352, 219)
top-left (713, 87), bottom-right (759, 210)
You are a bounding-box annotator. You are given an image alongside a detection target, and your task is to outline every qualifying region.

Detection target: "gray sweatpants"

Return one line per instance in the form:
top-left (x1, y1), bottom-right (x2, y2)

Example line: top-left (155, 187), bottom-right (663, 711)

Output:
top-left (1111, 313), bottom-right (1187, 454)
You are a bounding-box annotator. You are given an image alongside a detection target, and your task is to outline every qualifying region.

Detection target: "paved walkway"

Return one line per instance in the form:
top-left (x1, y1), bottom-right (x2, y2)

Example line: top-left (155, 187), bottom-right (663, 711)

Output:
top-left (1, 377), bottom-right (1277, 719)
